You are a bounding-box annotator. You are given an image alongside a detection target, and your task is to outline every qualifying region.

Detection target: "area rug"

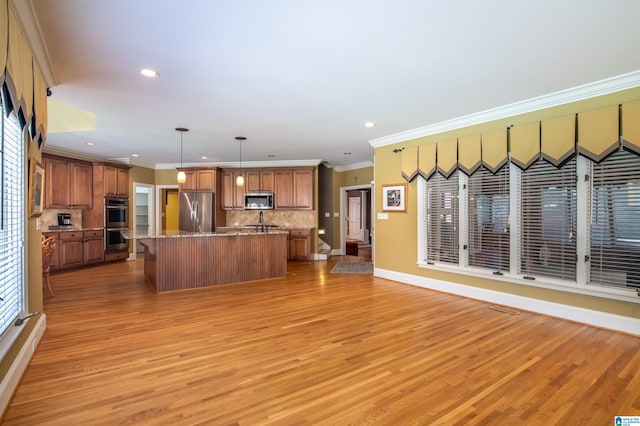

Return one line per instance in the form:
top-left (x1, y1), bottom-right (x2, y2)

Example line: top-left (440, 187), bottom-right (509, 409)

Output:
top-left (330, 261), bottom-right (373, 274)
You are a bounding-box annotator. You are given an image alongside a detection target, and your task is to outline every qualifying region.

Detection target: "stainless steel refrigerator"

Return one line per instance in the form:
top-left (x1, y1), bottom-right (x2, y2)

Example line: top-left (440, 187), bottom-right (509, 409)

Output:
top-left (179, 192), bottom-right (216, 233)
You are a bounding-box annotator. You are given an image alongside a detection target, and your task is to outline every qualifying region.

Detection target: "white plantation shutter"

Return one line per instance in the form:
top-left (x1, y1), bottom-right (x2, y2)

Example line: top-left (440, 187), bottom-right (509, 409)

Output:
top-left (468, 166), bottom-right (509, 272)
top-left (424, 172), bottom-right (459, 265)
top-left (0, 105), bottom-right (25, 339)
top-left (519, 159), bottom-right (577, 281)
top-left (589, 150), bottom-right (640, 289)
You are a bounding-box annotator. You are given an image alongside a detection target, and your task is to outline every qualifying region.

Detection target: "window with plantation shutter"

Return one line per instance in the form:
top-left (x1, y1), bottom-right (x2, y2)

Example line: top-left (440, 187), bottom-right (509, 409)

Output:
top-left (0, 104), bottom-right (25, 346)
top-left (423, 172), bottom-right (459, 265)
top-left (468, 166), bottom-right (509, 272)
top-left (519, 159), bottom-right (576, 281)
top-left (589, 150), bottom-right (640, 290)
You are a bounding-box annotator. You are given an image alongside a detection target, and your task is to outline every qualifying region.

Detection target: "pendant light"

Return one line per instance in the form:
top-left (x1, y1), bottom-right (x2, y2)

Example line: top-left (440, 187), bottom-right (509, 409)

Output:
top-left (176, 127), bottom-right (188, 184)
top-left (236, 136), bottom-right (246, 187)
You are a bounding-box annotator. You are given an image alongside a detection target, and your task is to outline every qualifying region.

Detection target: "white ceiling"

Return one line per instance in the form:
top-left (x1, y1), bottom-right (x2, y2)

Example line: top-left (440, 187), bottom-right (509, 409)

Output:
top-left (17, 0), bottom-right (640, 169)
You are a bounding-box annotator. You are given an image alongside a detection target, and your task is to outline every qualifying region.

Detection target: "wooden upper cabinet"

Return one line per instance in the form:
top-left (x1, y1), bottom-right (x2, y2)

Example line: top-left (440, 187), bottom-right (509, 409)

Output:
top-left (245, 171), bottom-right (260, 192)
top-left (234, 171), bottom-right (246, 208)
top-left (117, 168), bottom-right (129, 196)
top-left (274, 168), bottom-right (313, 210)
top-left (70, 162), bottom-right (93, 207)
top-left (45, 156), bottom-right (71, 208)
top-left (104, 165), bottom-right (129, 197)
top-left (223, 167), bottom-right (313, 210)
top-left (221, 170), bottom-right (247, 210)
top-left (274, 170), bottom-right (294, 209)
top-left (179, 169), bottom-right (216, 192)
top-left (221, 171), bottom-right (236, 209)
top-left (293, 169), bottom-right (313, 210)
top-left (44, 155), bottom-right (93, 209)
top-left (197, 170), bottom-right (216, 191)
top-left (246, 170), bottom-right (274, 193)
top-left (179, 171), bottom-right (197, 191)
top-left (260, 171), bottom-right (275, 192)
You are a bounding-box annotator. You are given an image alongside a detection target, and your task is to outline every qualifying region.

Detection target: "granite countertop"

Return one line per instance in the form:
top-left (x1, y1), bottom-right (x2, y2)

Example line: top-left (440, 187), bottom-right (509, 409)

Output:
top-left (45, 227), bottom-right (104, 232)
top-left (122, 229), bottom-right (290, 240)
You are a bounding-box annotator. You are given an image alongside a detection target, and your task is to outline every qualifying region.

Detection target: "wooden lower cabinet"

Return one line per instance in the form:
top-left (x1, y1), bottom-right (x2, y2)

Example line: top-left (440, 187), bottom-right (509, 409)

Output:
top-left (59, 231), bottom-right (84, 269)
top-left (83, 230), bottom-right (105, 264)
top-left (288, 228), bottom-right (313, 261)
top-left (105, 251), bottom-right (128, 262)
top-left (46, 229), bottom-right (105, 271)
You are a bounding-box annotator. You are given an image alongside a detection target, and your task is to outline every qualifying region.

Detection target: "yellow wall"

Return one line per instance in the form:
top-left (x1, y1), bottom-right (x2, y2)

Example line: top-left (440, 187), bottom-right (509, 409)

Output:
top-left (373, 86), bottom-right (640, 319)
top-left (154, 169), bottom-right (181, 186)
top-left (165, 191), bottom-right (179, 231)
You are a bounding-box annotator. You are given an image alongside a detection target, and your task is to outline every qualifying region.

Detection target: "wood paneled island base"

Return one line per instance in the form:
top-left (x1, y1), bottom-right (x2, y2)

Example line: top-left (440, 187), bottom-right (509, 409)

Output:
top-left (138, 231), bottom-right (288, 292)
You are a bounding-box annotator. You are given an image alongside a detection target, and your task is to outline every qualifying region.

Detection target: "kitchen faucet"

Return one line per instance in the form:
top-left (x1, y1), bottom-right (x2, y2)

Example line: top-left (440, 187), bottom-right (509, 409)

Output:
top-left (258, 211), bottom-right (265, 232)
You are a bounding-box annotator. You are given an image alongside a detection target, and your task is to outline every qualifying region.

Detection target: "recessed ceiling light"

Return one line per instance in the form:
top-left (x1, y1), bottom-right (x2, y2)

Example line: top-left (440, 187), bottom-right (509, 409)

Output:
top-left (85, 141), bottom-right (96, 146)
top-left (267, 154), bottom-right (276, 158)
top-left (131, 154), bottom-right (139, 157)
top-left (364, 122), bottom-right (375, 128)
top-left (201, 156), bottom-right (208, 160)
top-left (139, 68), bottom-right (159, 78)
top-left (344, 152), bottom-right (352, 155)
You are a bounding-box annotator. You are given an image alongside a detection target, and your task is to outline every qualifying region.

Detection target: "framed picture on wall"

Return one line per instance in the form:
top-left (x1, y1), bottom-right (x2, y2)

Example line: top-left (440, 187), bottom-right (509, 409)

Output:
top-left (382, 183), bottom-right (406, 212)
top-left (29, 158), bottom-right (45, 217)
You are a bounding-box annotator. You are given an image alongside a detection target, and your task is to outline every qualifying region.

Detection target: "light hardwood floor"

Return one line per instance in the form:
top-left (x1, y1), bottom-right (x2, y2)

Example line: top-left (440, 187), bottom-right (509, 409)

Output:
top-left (3, 257), bottom-right (639, 425)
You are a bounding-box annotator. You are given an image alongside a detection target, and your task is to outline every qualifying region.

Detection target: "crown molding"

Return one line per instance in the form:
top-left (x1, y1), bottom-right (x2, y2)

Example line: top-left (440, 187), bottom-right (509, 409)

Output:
top-left (41, 145), bottom-right (106, 162)
top-left (334, 161), bottom-right (374, 172)
top-left (369, 70), bottom-right (640, 148)
top-left (156, 159), bottom-right (323, 170)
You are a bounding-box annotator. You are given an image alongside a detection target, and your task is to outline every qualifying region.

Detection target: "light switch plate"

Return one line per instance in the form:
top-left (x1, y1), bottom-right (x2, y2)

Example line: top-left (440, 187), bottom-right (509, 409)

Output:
top-left (377, 213), bottom-right (389, 220)
top-left (324, 212), bottom-right (330, 217)
top-left (333, 212), bottom-right (340, 217)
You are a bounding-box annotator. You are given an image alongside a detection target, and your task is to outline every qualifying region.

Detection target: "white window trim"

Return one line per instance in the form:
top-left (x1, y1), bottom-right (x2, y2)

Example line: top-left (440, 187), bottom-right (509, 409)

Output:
top-left (417, 161), bottom-right (640, 304)
top-left (0, 110), bottom-right (28, 361)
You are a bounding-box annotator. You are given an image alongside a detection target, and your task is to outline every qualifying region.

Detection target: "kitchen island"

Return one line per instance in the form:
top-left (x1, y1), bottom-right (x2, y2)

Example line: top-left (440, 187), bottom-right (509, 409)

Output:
top-left (129, 229), bottom-right (289, 293)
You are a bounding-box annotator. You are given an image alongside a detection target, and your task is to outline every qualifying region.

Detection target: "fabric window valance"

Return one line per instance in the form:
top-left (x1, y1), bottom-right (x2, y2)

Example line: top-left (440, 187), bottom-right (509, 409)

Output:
top-left (621, 100), bottom-right (640, 156)
top-left (437, 138), bottom-right (458, 178)
top-left (408, 102), bottom-right (637, 182)
top-left (1, 1), bottom-right (48, 145)
top-left (418, 144), bottom-right (436, 180)
top-left (510, 122), bottom-right (540, 170)
top-left (577, 105), bottom-right (619, 163)
top-left (481, 128), bottom-right (508, 174)
top-left (541, 114), bottom-right (576, 167)
top-left (401, 146), bottom-right (419, 182)
top-left (458, 134), bottom-right (481, 176)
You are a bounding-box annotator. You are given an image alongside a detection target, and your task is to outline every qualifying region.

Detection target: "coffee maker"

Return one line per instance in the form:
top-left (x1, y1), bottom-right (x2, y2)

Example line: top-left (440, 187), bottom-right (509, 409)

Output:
top-left (57, 213), bottom-right (72, 226)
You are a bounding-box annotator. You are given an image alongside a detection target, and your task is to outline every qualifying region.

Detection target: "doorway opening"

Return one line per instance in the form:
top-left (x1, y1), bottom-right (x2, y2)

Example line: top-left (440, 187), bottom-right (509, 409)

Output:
top-left (132, 183), bottom-right (155, 258)
top-left (155, 185), bottom-right (179, 235)
top-left (340, 184), bottom-right (373, 262)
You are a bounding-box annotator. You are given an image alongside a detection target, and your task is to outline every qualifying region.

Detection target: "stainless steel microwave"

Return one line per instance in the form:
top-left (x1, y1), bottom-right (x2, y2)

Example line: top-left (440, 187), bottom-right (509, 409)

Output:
top-left (244, 193), bottom-right (274, 210)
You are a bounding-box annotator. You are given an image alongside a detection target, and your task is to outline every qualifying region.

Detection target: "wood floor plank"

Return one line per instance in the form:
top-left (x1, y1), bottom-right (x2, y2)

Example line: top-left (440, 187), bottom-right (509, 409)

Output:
top-left (2, 257), bottom-right (639, 425)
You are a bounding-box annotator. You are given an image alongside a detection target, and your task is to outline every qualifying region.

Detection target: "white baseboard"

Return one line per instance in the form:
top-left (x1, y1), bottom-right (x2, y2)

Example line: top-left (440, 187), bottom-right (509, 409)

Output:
top-left (374, 268), bottom-right (640, 336)
top-left (0, 314), bottom-right (47, 415)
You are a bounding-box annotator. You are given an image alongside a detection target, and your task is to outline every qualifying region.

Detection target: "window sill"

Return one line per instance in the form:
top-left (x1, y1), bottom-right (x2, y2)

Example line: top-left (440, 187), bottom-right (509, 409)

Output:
top-left (417, 261), bottom-right (640, 303)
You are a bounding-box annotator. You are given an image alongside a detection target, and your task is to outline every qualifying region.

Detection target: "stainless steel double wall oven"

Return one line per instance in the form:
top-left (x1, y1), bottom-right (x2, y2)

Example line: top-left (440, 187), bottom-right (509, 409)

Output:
top-left (104, 198), bottom-right (128, 251)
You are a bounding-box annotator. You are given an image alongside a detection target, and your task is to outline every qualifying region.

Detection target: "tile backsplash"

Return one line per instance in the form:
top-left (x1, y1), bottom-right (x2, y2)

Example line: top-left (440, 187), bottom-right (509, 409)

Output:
top-left (226, 210), bottom-right (315, 228)
top-left (41, 209), bottom-right (84, 230)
